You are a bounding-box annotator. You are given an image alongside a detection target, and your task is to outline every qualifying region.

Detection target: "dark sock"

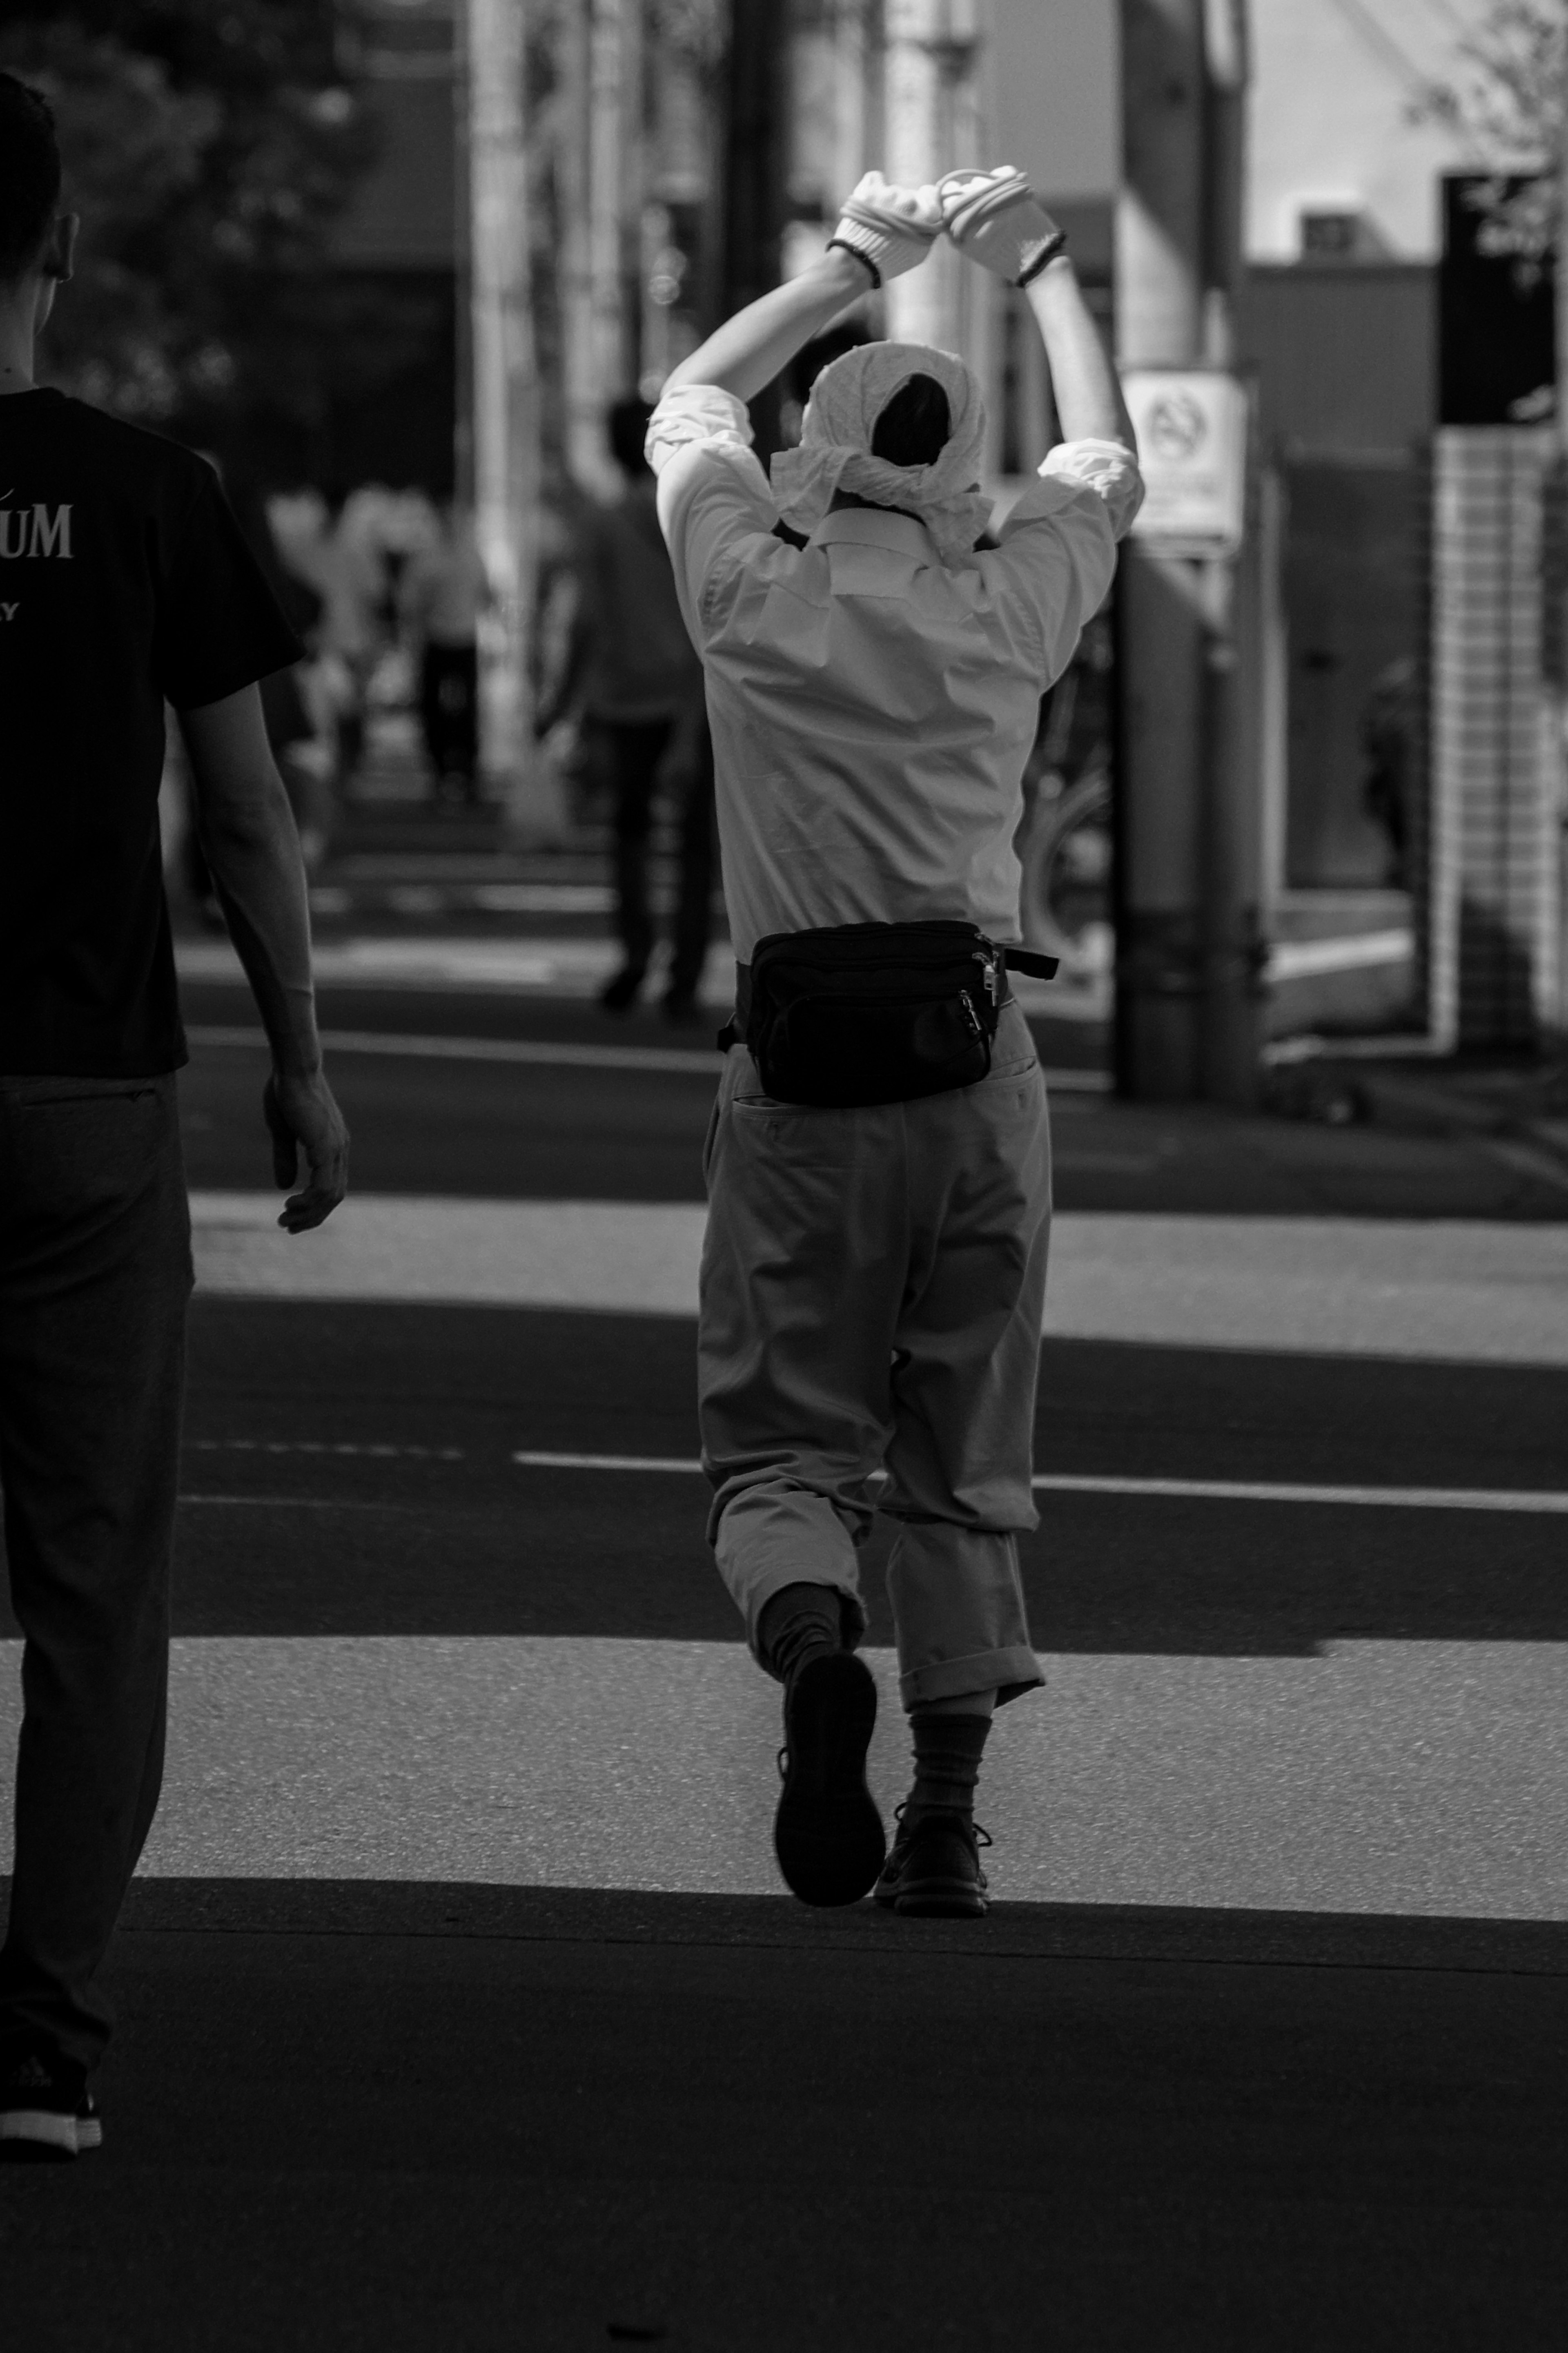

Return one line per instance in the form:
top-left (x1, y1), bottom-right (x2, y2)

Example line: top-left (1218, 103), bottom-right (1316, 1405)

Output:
top-left (757, 1581), bottom-right (844, 1687)
top-left (908, 1709), bottom-right (991, 1817)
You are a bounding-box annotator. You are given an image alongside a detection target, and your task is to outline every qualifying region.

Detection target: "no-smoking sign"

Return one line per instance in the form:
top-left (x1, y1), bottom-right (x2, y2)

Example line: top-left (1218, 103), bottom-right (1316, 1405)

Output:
top-left (1123, 371), bottom-right (1248, 551)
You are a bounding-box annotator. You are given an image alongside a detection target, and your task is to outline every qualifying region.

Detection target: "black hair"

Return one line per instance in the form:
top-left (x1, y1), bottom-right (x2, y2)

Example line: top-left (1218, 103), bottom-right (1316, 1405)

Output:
top-left (608, 395), bottom-right (655, 479)
top-left (789, 323), bottom-right (869, 406)
top-left (870, 372), bottom-right (951, 470)
top-left (0, 73), bottom-right (62, 285)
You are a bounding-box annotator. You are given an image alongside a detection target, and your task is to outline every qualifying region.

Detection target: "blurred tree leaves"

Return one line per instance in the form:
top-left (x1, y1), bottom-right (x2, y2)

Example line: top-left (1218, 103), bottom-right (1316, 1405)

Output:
top-left (1415, 0), bottom-right (1563, 281)
top-left (0, 2), bottom-right (406, 455)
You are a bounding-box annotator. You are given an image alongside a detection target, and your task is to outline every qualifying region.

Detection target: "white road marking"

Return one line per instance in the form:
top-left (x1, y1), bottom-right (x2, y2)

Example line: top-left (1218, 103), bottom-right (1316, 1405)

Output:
top-left (187, 1438), bottom-right (465, 1461)
top-left (190, 1194), bottom-right (706, 1315)
top-left (179, 935), bottom-right (703, 997)
top-left (185, 1022), bottom-right (1114, 1091)
top-left (4, 1635), bottom-right (1562, 1917)
top-left (176, 1494), bottom-right (395, 1510)
top-left (510, 1450), bottom-right (1568, 1515)
top-left (1268, 930), bottom-right (1411, 980)
top-left (188, 1024), bottom-right (719, 1078)
top-left (1031, 1472), bottom-right (1568, 1514)
top-left (514, 1450), bottom-right (704, 1474)
top-left (187, 1194), bottom-right (1568, 1364)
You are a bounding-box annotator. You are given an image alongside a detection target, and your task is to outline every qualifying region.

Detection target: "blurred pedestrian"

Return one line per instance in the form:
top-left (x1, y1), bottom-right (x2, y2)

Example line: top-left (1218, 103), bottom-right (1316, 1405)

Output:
top-left (0, 74), bottom-right (348, 2160)
top-left (182, 465), bottom-right (334, 918)
top-left (1360, 654), bottom-right (1417, 888)
top-left (542, 398), bottom-right (715, 1020)
top-left (647, 166), bottom-right (1141, 1915)
top-left (229, 473), bottom-right (334, 870)
top-left (399, 497), bottom-right (487, 803)
top-left (282, 488), bottom-right (384, 785)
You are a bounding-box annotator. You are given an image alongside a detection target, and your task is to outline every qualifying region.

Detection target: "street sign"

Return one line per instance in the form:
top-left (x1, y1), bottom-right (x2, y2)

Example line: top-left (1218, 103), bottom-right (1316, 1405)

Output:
top-left (1123, 370), bottom-right (1248, 552)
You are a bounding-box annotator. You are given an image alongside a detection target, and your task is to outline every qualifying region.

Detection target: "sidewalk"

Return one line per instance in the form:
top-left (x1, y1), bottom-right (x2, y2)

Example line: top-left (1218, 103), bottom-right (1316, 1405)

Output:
top-left (1267, 1039), bottom-right (1568, 1184)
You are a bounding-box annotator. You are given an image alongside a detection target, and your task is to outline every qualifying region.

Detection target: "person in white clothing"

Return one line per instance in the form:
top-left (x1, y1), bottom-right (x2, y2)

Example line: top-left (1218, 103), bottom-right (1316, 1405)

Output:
top-left (646, 167), bottom-right (1143, 1916)
top-left (399, 500), bottom-right (489, 802)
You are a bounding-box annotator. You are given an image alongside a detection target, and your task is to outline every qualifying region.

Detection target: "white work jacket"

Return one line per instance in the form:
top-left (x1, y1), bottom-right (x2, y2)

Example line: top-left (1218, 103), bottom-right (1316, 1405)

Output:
top-left (647, 384), bottom-right (1142, 962)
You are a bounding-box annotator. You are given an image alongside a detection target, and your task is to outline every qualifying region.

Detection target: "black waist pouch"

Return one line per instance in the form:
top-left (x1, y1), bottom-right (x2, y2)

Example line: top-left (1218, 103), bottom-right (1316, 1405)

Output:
top-left (723, 920), bottom-right (1059, 1109)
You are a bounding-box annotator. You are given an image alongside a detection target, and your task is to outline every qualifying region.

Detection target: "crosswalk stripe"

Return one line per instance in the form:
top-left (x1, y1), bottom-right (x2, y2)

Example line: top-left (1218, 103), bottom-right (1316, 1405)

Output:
top-left (7, 1635), bottom-right (1564, 1916)
top-left (1030, 1472), bottom-right (1568, 1514)
top-left (187, 1023), bottom-right (719, 1077)
top-left (177, 1494), bottom-right (392, 1509)
top-left (509, 1450), bottom-right (1568, 1514)
top-left (186, 1194), bottom-right (1568, 1362)
top-left (513, 1449), bottom-right (704, 1474)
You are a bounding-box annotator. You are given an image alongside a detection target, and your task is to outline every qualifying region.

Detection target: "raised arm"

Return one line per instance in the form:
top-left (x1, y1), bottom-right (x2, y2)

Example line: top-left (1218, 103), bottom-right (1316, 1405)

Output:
top-left (663, 248), bottom-right (873, 405)
top-left (180, 682), bottom-right (349, 1231)
top-left (663, 173), bottom-right (944, 403)
top-left (938, 166), bottom-right (1136, 454)
top-left (1025, 255), bottom-right (1136, 452)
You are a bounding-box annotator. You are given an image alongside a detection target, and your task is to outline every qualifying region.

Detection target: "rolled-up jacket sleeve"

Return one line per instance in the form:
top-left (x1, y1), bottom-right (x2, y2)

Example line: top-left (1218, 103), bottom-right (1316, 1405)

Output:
top-left (982, 437), bottom-right (1144, 683)
top-left (1040, 437), bottom-right (1144, 541)
top-left (646, 384), bottom-right (780, 651)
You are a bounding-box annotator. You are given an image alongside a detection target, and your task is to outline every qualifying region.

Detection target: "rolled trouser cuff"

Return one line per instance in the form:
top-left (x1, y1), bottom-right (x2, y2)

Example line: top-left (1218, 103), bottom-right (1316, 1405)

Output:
top-left (711, 1479), bottom-right (871, 1661)
top-left (898, 1643), bottom-right (1044, 1713)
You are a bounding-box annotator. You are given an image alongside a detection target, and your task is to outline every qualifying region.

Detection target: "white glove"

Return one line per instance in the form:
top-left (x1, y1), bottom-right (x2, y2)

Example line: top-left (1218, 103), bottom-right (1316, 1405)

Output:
top-left (938, 166), bottom-right (1066, 286)
top-left (829, 172), bottom-right (944, 289)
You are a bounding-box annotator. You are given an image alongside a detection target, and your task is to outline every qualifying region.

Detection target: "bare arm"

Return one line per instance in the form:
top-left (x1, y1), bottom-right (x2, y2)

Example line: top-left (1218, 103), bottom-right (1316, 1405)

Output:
top-left (663, 247), bottom-right (874, 404)
top-left (1025, 255), bottom-right (1137, 453)
top-left (179, 683), bottom-right (348, 1231)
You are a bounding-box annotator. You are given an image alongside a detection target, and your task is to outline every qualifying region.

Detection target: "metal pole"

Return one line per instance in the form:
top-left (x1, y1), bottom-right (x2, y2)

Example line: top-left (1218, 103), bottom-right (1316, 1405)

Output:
top-left (453, 2), bottom-right (475, 508)
top-left (564, 0), bottom-right (630, 493)
top-left (1554, 59), bottom-right (1568, 1034)
top-left (1114, 0), bottom-right (1208, 1099)
top-left (883, 0), bottom-right (983, 367)
top-left (722, 0), bottom-right (788, 457)
top-left (1197, 0), bottom-right (1263, 1103)
top-left (1559, 55), bottom-right (1568, 463)
top-left (467, 0), bottom-right (541, 823)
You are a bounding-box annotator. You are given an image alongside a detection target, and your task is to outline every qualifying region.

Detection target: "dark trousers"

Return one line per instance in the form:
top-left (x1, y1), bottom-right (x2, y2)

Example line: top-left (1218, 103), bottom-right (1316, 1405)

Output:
top-left (0, 1075), bottom-right (191, 2069)
top-left (420, 641), bottom-right (479, 790)
top-left (606, 717), bottom-right (716, 999)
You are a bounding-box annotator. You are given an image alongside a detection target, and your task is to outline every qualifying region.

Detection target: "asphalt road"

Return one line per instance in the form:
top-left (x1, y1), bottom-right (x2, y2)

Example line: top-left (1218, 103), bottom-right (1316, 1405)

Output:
top-left (4, 983), bottom-right (1567, 2348)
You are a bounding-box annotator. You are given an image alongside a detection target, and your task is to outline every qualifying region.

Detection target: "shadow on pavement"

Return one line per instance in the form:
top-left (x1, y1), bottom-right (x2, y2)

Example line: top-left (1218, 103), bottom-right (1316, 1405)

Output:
top-left (3, 1879), bottom-right (1564, 2350)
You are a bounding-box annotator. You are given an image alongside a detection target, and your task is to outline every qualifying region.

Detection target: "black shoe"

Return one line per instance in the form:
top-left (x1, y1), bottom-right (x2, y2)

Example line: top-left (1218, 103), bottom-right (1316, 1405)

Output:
top-left (0, 2042), bottom-right (103, 2160)
top-left (874, 1805), bottom-right (992, 1918)
top-left (599, 965), bottom-right (646, 1013)
top-left (773, 1652), bottom-right (886, 1907)
top-left (660, 988), bottom-right (705, 1027)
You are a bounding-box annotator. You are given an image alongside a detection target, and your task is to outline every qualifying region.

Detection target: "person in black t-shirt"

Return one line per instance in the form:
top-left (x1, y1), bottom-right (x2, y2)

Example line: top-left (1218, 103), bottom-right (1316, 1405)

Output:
top-left (0, 73), bottom-right (349, 2161)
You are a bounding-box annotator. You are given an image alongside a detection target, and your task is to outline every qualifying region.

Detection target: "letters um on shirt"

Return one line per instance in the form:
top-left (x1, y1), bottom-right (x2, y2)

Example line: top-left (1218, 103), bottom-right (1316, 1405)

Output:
top-left (0, 502), bottom-right (73, 558)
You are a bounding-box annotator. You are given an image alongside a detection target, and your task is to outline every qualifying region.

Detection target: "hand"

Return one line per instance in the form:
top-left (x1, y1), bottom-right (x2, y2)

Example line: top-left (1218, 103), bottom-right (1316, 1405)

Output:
top-left (829, 172), bottom-right (944, 287)
top-left (264, 1069), bottom-right (350, 1233)
top-left (938, 166), bottom-right (1066, 286)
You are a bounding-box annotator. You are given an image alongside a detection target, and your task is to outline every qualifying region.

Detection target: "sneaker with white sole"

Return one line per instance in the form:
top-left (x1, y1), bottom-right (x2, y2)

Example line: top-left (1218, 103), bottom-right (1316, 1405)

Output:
top-left (0, 2043), bottom-right (103, 2160)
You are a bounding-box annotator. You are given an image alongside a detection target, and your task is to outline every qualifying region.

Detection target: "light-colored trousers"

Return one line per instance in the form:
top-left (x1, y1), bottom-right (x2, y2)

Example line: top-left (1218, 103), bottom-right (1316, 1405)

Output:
top-left (698, 999), bottom-right (1049, 1712)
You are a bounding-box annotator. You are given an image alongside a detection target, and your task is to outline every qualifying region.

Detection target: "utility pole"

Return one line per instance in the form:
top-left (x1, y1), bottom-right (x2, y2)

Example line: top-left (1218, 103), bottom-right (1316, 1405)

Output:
top-left (1196, 0), bottom-right (1262, 1102)
top-left (562, 0), bottom-right (633, 495)
top-left (1114, 0), bottom-right (1262, 1101)
top-left (466, 0), bottom-right (543, 827)
top-left (1556, 51), bottom-right (1568, 1036)
top-left (883, 0), bottom-right (986, 375)
top-left (1559, 44), bottom-right (1568, 454)
top-left (722, 0), bottom-right (788, 457)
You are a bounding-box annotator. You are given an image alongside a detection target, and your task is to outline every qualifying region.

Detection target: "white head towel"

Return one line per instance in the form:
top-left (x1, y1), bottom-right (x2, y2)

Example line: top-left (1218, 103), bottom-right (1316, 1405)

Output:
top-left (768, 341), bottom-right (991, 566)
